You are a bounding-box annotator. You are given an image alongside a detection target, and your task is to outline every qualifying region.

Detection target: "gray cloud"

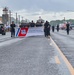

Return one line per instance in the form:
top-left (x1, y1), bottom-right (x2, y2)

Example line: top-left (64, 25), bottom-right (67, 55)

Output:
top-left (0, 0), bottom-right (74, 12)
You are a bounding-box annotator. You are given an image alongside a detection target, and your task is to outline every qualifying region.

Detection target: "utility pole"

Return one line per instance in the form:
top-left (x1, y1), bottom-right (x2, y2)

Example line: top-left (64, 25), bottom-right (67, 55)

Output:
top-left (18, 15), bottom-right (20, 25)
top-left (22, 16), bottom-right (23, 21)
top-left (64, 17), bottom-right (66, 23)
top-left (9, 10), bottom-right (11, 25)
top-left (16, 13), bottom-right (18, 24)
top-left (64, 17), bottom-right (65, 21)
top-left (21, 16), bottom-right (23, 23)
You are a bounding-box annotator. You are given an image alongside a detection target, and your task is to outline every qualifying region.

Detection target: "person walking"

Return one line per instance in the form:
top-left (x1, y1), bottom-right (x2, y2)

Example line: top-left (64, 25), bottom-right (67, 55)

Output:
top-left (44, 21), bottom-right (51, 37)
top-left (52, 25), bottom-right (55, 32)
top-left (10, 21), bottom-right (16, 37)
top-left (56, 24), bottom-right (59, 32)
top-left (66, 22), bottom-right (70, 35)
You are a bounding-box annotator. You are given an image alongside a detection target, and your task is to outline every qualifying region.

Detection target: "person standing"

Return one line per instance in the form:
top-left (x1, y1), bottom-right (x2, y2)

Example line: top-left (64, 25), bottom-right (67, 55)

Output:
top-left (66, 22), bottom-right (70, 35)
top-left (52, 25), bottom-right (55, 32)
top-left (10, 21), bottom-right (16, 37)
top-left (56, 24), bottom-right (59, 32)
top-left (44, 21), bottom-right (51, 37)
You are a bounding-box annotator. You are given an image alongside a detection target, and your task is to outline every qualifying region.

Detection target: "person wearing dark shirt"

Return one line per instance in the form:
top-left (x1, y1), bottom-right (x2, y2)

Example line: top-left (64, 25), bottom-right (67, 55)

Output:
top-left (30, 20), bottom-right (35, 27)
top-left (66, 22), bottom-right (70, 35)
top-left (57, 24), bottom-right (59, 32)
top-left (44, 21), bottom-right (51, 37)
top-left (52, 25), bottom-right (55, 32)
top-left (10, 21), bottom-right (16, 37)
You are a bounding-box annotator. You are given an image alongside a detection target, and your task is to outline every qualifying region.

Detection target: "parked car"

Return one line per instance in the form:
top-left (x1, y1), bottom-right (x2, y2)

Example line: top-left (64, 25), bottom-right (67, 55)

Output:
top-left (0, 24), bottom-right (6, 35)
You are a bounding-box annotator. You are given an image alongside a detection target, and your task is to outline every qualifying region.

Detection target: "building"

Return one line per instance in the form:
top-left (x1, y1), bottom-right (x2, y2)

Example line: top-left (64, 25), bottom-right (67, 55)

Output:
top-left (2, 7), bottom-right (9, 25)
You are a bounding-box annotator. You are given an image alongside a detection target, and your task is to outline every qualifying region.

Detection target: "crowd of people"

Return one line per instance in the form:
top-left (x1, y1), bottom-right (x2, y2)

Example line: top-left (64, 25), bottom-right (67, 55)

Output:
top-left (19, 20), bottom-right (43, 28)
top-left (10, 20), bottom-right (44, 37)
top-left (44, 21), bottom-right (71, 37)
top-left (9, 20), bottom-right (71, 37)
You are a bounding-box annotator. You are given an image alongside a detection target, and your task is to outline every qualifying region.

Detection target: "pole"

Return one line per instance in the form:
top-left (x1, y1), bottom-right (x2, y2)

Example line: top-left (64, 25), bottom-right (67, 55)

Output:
top-left (64, 17), bottom-right (66, 23)
top-left (16, 13), bottom-right (17, 24)
top-left (22, 16), bottom-right (23, 20)
top-left (9, 10), bottom-right (11, 25)
top-left (18, 15), bottom-right (20, 25)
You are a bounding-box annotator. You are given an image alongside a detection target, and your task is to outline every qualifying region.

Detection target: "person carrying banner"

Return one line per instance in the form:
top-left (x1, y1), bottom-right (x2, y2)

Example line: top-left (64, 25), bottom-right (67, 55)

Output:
top-left (44, 21), bottom-right (51, 37)
top-left (30, 20), bottom-right (36, 27)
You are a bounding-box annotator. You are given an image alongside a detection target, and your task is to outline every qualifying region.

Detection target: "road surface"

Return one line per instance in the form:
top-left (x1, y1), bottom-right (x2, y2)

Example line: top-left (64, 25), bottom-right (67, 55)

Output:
top-left (0, 31), bottom-right (74, 75)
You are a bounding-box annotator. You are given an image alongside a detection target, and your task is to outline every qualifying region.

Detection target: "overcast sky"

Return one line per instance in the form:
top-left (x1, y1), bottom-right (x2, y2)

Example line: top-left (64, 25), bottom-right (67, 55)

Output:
top-left (0, 0), bottom-right (74, 21)
top-left (0, 0), bottom-right (74, 11)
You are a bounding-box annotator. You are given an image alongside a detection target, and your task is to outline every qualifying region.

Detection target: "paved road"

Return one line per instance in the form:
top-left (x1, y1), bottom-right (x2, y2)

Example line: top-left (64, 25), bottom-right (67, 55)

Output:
top-left (0, 32), bottom-right (12, 43)
top-left (51, 29), bottom-right (74, 68)
top-left (0, 34), bottom-right (71, 75)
